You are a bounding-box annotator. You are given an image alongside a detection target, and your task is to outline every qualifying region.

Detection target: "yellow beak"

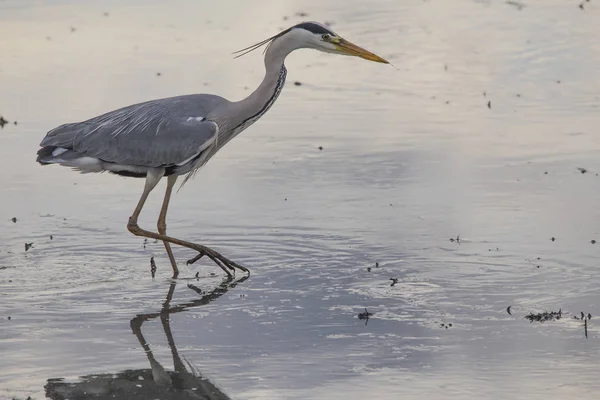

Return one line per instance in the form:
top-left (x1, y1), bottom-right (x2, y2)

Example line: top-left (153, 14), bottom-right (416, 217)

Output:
top-left (335, 38), bottom-right (389, 64)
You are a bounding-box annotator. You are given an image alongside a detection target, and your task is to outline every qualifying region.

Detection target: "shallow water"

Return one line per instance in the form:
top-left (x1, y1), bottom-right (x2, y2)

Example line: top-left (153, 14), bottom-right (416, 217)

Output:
top-left (1, 0), bottom-right (600, 399)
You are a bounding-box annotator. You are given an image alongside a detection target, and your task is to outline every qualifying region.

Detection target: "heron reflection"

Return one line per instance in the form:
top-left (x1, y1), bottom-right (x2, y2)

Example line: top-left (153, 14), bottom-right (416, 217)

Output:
top-left (45, 276), bottom-right (247, 399)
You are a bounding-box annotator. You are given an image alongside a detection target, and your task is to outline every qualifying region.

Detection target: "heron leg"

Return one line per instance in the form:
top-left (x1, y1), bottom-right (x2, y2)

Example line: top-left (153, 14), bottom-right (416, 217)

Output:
top-left (157, 175), bottom-right (179, 277)
top-left (127, 169), bottom-right (248, 278)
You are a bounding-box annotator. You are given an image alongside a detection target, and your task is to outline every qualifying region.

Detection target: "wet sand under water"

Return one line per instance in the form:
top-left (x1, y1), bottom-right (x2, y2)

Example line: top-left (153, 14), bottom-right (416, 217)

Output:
top-left (1, 0), bottom-right (600, 399)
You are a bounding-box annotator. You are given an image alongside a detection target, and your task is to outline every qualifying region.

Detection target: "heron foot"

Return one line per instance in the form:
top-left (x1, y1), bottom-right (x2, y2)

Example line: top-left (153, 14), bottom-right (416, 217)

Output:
top-left (185, 246), bottom-right (249, 277)
top-left (127, 218), bottom-right (249, 278)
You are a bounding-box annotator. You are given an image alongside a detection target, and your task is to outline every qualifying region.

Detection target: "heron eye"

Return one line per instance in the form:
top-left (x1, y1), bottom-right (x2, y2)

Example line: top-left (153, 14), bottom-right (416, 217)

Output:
top-left (321, 34), bottom-right (330, 41)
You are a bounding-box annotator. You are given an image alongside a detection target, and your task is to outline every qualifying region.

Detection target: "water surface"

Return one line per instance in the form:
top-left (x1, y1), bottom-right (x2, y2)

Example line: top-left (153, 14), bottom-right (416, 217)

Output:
top-left (1, 0), bottom-right (600, 399)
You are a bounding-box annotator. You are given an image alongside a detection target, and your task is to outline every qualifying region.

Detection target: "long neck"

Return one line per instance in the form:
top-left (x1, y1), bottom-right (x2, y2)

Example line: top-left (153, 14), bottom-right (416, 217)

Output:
top-left (232, 62), bottom-right (287, 133)
top-left (214, 37), bottom-right (294, 143)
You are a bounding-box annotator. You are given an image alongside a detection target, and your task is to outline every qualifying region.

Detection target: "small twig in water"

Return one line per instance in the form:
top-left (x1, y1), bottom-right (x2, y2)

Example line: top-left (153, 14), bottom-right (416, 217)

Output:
top-left (150, 256), bottom-right (157, 278)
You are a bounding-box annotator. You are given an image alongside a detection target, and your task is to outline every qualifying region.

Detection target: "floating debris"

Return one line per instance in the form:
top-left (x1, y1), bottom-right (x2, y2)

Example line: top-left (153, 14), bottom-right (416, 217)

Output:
top-left (156, 72), bottom-right (162, 76)
top-left (449, 235), bottom-right (460, 243)
top-left (507, 305), bottom-right (512, 315)
top-left (195, 272), bottom-right (199, 278)
top-left (525, 309), bottom-right (562, 322)
top-left (375, 262), bottom-right (379, 268)
top-left (487, 100), bottom-right (491, 109)
top-left (389, 277), bottom-right (399, 287)
top-left (358, 308), bottom-right (373, 323)
top-left (505, 1), bottom-right (525, 10)
top-left (11, 217), bottom-right (16, 223)
top-left (294, 81), bottom-right (302, 86)
top-left (0, 116), bottom-right (8, 128)
top-left (551, 237), bottom-right (555, 242)
top-left (367, 267), bottom-right (371, 272)
top-left (25, 242), bottom-right (34, 252)
top-left (50, 235), bottom-right (53, 240)
top-left (318, 146), bottom-right (323, 150)
top-left (150, 256), bottom-right (157, 278)
top-left (577, 167), bottom-right (587, 174)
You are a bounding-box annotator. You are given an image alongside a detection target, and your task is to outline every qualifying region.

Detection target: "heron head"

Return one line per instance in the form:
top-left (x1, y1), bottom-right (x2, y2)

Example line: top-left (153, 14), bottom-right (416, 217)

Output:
top-left (234, 21), bottom-right (389, 64)
top-left (291, 22), bottom-right (389, 64)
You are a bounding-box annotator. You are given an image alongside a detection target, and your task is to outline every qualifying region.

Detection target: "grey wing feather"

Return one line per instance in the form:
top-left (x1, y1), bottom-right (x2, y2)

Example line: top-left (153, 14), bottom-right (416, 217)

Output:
top-left (40, 94), bottom-right (229, 167)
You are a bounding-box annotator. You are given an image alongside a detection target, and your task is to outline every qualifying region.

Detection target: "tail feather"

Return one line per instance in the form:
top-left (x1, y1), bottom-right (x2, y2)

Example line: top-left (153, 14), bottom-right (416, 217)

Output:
top-left (36, 146), bottom-right (57, 164)
top-left (36, 146), bottom-right (104, 173)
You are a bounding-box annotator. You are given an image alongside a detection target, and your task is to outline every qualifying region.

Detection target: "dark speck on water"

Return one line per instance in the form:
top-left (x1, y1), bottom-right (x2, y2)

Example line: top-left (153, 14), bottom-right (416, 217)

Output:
top-left (367, 267), bottom-right (371, 272)
top-left (487, 100), bottom-right (491, 109)
top-left (294, 81), bottom-right (302, 86)
top-left (318, 146), bottom-right (323, 150)
top-left (149, 256), bottom-right (156, 278)
top-left (507, 305), bottom-right (512, 315)
top-left (591, 239), bottom-right (596, 244)
top-left (551, 237), bottom-right (555, 242)
top-left (24, 242), bottom-right (33, 252)
top-left (11, 217), bottom-right (17, 223)
top-left (295, 11), bottom-right (309, 17)
top-left (358, 308), bottom-right (373, 320)
top-left (0, 116), bottom-right (8, 127)
top-left (156, 72), bottom-right (162, 76)
top-left (390, 277), bottom-right (399, 287)
top-left (577, 167), bottom-right (587, 174)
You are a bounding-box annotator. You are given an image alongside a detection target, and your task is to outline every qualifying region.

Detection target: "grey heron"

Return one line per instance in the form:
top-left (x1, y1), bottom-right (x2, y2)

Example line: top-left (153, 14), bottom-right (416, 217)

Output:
top-left (36, 22), bottom-right (389, 278)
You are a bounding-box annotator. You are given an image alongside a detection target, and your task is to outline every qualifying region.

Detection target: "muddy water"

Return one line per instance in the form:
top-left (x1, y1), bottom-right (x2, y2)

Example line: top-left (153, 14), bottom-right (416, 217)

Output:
top-left (1, 0), bottom-right (600, 399)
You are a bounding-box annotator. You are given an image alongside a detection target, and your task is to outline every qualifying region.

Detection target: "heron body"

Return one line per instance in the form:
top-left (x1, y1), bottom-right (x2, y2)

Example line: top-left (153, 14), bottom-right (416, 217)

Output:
top-left (36, 21), bottom-right (389, 278)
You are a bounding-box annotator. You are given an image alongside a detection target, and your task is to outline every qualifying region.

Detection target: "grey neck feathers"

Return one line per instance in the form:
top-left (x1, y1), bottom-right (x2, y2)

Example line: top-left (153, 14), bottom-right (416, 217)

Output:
top-left (217, 35), bottom-right (295, 143)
